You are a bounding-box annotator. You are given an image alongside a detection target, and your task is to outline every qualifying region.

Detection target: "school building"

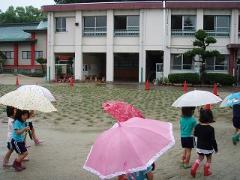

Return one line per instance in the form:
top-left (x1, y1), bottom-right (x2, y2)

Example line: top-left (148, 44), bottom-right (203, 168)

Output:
top-left (0, 21), bottom-right (47, 73)
top-left (28, 1), bottom-right (240, 82)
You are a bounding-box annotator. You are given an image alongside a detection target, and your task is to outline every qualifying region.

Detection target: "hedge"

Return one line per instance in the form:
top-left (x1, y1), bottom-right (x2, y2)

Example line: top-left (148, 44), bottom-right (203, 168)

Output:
top-left (204, 73), bottom-right (235, 86)
top-left (168, 73), bottom-right (200, 84)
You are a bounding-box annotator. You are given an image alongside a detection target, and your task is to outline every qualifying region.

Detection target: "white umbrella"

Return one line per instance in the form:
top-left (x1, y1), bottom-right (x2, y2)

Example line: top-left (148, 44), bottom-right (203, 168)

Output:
top-left (172, 90), bottom-right (222, 107)
top-left (0, 90), bottom-right (57, 113)
top-left (17, 85), bottom-right (56, 102)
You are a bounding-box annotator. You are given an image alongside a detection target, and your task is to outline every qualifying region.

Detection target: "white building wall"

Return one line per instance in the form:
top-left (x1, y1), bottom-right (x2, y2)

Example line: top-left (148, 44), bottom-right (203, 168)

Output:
top-left (47, 7), bottom-right (240, 82)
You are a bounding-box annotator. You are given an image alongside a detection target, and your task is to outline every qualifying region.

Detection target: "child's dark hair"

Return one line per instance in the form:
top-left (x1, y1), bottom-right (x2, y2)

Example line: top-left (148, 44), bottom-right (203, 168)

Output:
top-left (181, 107), bottom-right (195, 117)
top-left (6, 106), bottom-right (15, 117)
top-left (14, 109), bottom-right (30, 122)
top-left (199, 108), bottom-right (214, 123)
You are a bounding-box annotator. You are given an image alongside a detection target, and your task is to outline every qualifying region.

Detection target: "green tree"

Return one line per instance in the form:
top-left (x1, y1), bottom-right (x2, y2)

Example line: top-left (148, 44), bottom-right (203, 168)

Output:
top-left (184, 29), bottom-right (223, 83)
top-left (36, 57), bottom-right (47, 75)
top-left (0, 6), bottom-right (46, 24)
top-left (0, 51), bottom-right (7, 73)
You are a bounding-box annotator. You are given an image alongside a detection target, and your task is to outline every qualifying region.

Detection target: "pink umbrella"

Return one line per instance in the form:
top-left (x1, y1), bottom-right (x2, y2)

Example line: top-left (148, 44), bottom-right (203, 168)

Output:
top-left (102, 101), bottom-right (144, 122)
top-left (83, 117), bottom-right (175, 179)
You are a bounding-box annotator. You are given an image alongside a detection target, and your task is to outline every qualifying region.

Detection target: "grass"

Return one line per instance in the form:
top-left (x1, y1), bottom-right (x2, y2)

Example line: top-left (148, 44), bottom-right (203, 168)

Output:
top-left (0, 84), bottom-right (232, 129)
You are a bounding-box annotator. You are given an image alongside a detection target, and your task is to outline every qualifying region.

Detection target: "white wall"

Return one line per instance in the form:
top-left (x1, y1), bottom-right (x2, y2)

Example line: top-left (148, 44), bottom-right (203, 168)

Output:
top-left (18, 43), bottom-right (31, 65)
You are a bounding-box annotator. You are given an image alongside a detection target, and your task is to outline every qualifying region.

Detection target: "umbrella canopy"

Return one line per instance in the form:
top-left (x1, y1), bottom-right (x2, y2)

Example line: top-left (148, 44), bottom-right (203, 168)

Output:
top-left (0, 90), bottom-right (57, 113)
top-left (172, 90), bottom-right (222, 107)
top-left (83, 117), bottom-right (175, 179)
top-left (220, 92), bottom-right (240, 107)
top-left (17, 85), bottom-right (56, 102)
top-left (102, 101), bottom-right (144, 122)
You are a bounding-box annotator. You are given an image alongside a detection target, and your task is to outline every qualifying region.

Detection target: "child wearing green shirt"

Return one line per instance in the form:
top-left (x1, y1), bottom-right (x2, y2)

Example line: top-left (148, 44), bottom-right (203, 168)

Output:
top-left (179, 107), bottom-right (197, 169)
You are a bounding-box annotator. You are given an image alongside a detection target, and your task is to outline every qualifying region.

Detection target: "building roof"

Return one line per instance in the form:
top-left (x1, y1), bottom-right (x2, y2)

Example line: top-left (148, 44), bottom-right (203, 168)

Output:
top-left (0, 22), bottom-right (47, 43)
top-left (42, 1), bottom-right (240, 12)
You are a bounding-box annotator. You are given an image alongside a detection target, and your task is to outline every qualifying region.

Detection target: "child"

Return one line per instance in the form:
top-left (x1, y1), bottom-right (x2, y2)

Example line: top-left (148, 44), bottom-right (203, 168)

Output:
top-left (179, 107), bottom-right (197, 169)
top-left (3, 106), bottom-right (16, 167)
top-left (27, 111), bottom-right (43, 145)
top-left (232, 104), bottom-right (240, 145)
top-left (191, 108), bottom-right (218, 178)
top-left (11, 109), bottom-right (30, 171)
top-left (118, 164), bottom-right (154, 180)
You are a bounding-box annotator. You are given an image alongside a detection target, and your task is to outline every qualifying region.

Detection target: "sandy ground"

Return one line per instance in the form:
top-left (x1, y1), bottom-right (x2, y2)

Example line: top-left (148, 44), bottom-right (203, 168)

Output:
top-left (0, 75), bottom-right (240, 179)
top-left (1, 117), bottom-right (240, 180)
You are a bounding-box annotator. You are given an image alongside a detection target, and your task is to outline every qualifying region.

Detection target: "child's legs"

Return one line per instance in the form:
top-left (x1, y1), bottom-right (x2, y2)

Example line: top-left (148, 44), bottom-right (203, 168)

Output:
top-left (3, 149), bottom-right (13, 164)
top-left (184, 148), bottom-right (192, 164)
top-left (206, 154), bottom-right (212, 163)
top-left (182, 149), bottom-right (187, 162)
top-left (198, 153), bottom-right (205, 162)
top-left (16, 151), bottom-right (28, 162)
top-left (31, 127), bottom-right (38, 140)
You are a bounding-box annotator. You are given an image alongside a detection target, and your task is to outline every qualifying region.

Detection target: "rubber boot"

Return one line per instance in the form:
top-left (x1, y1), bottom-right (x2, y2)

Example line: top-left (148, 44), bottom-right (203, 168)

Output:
top-left (204, 163), bottom-right (212, 176)
top-left (191, 159), bottom-right (200, 178)
top-left (232, 133), bottom-right (240, 145)
top-left (12, 159), bottom-right (23, 172)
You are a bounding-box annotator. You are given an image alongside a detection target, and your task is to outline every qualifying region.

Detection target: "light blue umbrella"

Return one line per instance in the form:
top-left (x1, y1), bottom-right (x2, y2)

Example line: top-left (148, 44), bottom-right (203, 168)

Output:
top-left (220, 92), bottom-right (240, 107)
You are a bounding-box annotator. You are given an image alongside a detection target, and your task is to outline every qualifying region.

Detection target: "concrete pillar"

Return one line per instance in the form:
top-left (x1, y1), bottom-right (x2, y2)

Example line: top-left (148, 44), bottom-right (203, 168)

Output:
top-left (75, 11), bottom-right (83, 80)
top-left (139, 10), bottom-right (145, 83)
top-left (106, 10), bottom-right (114, 82)
top-left (163, 3), bottom-right (171, 77)
top-left (47, 12), bottom-right (55, 81)
top-left (230, 9), bottom-right (239, 44)
top-left (196, 9), bottom-right (204, 30)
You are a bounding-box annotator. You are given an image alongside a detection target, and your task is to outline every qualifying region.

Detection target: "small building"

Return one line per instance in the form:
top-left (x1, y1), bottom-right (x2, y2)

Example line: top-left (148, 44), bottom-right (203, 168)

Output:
top-left (0, 21), bottom-right (47, 73)
top-left (41, 1), bottom-right (240, 82)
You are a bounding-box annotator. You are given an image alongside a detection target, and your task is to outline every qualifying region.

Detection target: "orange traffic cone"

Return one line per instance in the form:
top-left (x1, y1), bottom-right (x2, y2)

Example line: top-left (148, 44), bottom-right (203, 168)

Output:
top-left (145, 80), bottom-right (150, 91)
top-left (183, 80), bottom-right (187, 94)
top-left (213, 83), bottom-right (218, 96)
top-left (16, 75), bottom-right (19, 87)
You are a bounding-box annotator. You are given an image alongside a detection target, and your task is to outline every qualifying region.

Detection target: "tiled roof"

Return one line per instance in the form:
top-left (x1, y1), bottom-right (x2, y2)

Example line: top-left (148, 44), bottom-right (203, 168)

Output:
top-left (0, 21), bottom-right (47, 42)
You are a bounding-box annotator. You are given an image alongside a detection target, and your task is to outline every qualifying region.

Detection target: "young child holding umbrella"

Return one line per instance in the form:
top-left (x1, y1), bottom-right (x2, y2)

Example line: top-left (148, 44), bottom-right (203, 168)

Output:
top-left (232, 104), bottom-right (240, 145)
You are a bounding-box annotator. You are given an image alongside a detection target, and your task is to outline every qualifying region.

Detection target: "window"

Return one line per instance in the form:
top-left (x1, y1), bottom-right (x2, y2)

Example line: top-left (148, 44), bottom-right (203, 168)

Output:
top-left (56, 17), bottom-right (66, 32)
top-left (204, 15), bottom-right (230, 36)
top-left (2, 51), bottom-right (14, 59)
top-left (171, 15), bottom-right (196, 36)
top-left (22, 51), bottom-right (31, 59)
top-left (206, 55), bottom-right (228, 71)
top-left (171, 54), bottom-right (193, 70)
top-left (35, 51), bottom-right (43, 59)
top-left (83, 16), bottom-right (107, 36)
top-left (114, 15), bottom-right (139, 36)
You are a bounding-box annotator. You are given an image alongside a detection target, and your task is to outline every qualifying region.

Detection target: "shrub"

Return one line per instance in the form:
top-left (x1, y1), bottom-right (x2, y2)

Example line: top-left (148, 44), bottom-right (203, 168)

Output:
top-left (168, 73), bottom-right (200, 84)
top-left (204, 73), bottom-right (235, 86)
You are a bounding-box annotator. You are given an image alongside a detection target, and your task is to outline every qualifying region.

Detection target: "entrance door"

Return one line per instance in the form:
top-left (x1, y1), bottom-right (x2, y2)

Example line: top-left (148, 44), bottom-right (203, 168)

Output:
top-left (156, 63), bottom-right (163, 80)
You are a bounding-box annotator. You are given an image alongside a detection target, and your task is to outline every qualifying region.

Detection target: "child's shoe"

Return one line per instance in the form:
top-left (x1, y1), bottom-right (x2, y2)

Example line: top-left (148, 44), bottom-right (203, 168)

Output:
top-left (204, 163), bottom-right (212, 176)
top-left (183, 164), bottom-right (191, 169)
top-left (191, 159), bottom-right (200, 178)
top-left (3, 161), bottom-right (11, 168)
top-left (12, 160), bottom-right (23, 172)
top-left (232, 134), bottom-right (239, 145)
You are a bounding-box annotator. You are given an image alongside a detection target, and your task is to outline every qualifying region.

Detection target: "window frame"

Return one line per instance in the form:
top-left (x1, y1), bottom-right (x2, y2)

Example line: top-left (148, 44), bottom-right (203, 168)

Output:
top-left (171, 15), bottom-right (196, 36)
top-left (35, 51), bottom-right (44, 59)
top-left (203, 15), bottom-right (230, 36)
top-left (2, 51), bottom-right (14, 59)
top-left (171, 54), bottom-right (194, 70)
top-left (83, 16), bottom-right (107, 36)
top-left (114, 15), bottom-right (140, 36)
top-left (206, 55), bottom-right (228, 71)
top-left (55, 17), bottom-right (66, 32)
top-left (22, 51), bottom-right (31, 59)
